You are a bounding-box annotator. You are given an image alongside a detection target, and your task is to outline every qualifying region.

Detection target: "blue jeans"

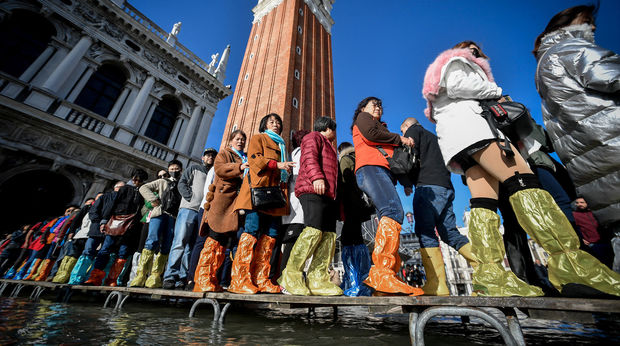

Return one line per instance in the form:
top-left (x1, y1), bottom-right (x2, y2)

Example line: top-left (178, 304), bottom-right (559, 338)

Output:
top-left (413, 185), bottom-right (469, 249)
top-left (164, 208), bottom-right (199, 282)
top-left (93, 235), bottom-right (131, 270)
top-left (144, 213), bottom-right (175, 254)
top-left (356, 166), bottom-right (403, 223)
top-left (243, 210), bottom-right (280, 238)
top-left (82, 237), bottom-right (103, 257)
top-left (535, 167), bottom-right (574, 223)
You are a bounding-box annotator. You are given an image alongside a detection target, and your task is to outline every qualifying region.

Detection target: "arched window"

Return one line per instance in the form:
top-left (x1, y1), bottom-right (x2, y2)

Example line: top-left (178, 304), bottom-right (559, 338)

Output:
top-left (0, 10), bottom-right (55, 77)
top-left (74, 64), bottom-right (127, 117)
top-left (144, 96), bottom-right (179, 144)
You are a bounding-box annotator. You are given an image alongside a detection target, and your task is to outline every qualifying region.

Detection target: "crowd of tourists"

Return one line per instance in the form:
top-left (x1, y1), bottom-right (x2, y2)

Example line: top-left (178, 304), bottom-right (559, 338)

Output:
top-left (1, 5), bottom-right (619, 298)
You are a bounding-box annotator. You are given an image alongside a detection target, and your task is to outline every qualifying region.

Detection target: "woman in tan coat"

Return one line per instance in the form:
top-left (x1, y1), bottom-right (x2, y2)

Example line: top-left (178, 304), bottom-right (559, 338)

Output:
top-left (193, 130), bottom-right (248, 292)
top-left (229, 113), bottom-right (294, 294)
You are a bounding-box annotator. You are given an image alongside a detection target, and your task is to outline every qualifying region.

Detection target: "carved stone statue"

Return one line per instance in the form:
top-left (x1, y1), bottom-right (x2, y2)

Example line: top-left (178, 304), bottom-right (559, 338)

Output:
top-left (208, 53), bottom-right (219, 73)
top-left (171, 22), bottom-right (182, 36)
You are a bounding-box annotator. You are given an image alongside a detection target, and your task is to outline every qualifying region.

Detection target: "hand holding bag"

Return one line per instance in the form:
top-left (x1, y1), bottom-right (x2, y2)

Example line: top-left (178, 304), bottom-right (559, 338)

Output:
top-left (104, 213), bottom-right (137, 236)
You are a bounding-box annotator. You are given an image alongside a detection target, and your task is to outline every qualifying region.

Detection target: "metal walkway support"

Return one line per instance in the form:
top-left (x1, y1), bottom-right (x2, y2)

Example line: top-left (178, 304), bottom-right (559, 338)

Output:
top-left (0, 281), bottom-right (9, 296)
top-left (103, 291), bottom-right (128, 310)
top-left (29, 286), bottom-right (45, 301)
top-left (410, 306), bottom-right (522, 346)
top-left (10, 283), bottom-right (24, 298)
top-left (189, 298), bottom-right (221, 322)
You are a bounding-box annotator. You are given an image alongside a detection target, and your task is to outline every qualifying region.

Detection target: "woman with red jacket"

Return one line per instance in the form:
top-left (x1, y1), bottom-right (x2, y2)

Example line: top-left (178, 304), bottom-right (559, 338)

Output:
top-left (351, 96), bottom-right (422, 296)
top-left (278, 117), bottom-right (342, 296)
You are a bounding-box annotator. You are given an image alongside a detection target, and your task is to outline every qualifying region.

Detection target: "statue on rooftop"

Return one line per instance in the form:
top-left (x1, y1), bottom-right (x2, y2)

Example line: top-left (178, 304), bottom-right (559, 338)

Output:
top-left (171, 22), bottom-right (182, 36)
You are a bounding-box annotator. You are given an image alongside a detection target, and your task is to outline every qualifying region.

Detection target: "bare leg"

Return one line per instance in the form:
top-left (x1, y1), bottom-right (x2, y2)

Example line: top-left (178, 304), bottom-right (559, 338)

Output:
top-left (471, 142), bottom-right (532, 183)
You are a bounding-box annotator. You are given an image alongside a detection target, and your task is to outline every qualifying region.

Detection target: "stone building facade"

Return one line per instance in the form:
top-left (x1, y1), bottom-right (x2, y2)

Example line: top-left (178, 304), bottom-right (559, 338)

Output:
top-left (0, 0), bottom-right (231, 231)
top-left (221, 0), bottom-right (335, 148)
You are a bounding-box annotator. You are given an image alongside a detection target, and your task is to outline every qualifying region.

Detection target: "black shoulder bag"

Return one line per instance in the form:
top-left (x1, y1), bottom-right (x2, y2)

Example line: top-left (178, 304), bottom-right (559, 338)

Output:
top-left (247, 171), bottom-right (287, 210)
top-left (376, 146), bottom-right (418, 176)
top-left (479, 98), bottom-right (534, 157)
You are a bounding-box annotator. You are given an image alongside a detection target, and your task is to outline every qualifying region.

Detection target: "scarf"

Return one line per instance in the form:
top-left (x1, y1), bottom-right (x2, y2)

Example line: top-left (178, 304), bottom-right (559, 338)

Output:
top-left (264, 129), bottom-right (289, 182)
top-left (231, 147), bottom-right (248, 177)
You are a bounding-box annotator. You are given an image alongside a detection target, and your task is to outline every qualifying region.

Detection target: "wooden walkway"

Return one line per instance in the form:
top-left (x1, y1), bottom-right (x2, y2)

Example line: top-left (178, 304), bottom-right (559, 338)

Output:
top-left (1, 279), bottom-right (618, 345)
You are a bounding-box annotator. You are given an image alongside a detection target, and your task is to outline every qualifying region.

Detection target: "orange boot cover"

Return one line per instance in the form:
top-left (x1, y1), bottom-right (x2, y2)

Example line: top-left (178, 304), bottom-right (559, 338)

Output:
top-left (251, 235), bottom-right (281, 293)
top-left (228, 233), bottom-right (258, 294)
top-left (84, 268), bottom-right (106, 286)
top-left (104, 259), bottom-right (127, 287)
top-left (364, 217), bottom-right (424, 296)
top-left (34, 259), bottom-right (54, 281)
top-left (193, 237), bottom-right (226, 292)
top-left (24, 259), bottom-right (43, 281)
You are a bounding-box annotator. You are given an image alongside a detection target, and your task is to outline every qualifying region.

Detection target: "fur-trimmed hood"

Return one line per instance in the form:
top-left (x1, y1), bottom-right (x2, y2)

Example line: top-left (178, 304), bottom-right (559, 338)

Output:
top-left (422, 48), bottom-right (495, 122)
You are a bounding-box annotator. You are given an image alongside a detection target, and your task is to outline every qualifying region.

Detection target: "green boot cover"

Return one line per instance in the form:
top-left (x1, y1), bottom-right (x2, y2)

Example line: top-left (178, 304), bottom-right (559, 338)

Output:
top-left (307, 232), bottom-right (343, 296)
top-left (129, 249), bottom-right (154, 287)
top-left (52, 256), bottom-right (78, 284)
top-left (469, 208), bottom-right (544, 297)
top-left (277, 227), bottom-right (322, 295)
top-left (145, 253), bottom-right (168, 288)
top-left (510, 188), bottom-right (620, 296)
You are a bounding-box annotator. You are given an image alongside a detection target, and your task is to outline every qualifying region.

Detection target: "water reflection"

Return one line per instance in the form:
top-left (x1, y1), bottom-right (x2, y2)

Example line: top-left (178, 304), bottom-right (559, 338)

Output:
top-left (0, 297), bottom-right (618, 345)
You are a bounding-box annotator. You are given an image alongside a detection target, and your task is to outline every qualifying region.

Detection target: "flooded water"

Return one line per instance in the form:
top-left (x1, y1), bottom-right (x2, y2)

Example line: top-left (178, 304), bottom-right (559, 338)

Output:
top-left (0, 294), bottom-right (618, 345)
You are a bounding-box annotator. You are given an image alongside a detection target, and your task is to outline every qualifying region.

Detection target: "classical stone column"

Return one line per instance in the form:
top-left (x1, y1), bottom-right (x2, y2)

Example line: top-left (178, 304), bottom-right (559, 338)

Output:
top-left (66, 65), bottom-right (96, 102)
top-left (191, 106), bottom-right (215, 157)
top-left (179, 104), bottom-right (203, 155)
top-left (19, 45), bottom-right (55, 83)
top-left (41, 35), bottom-right (93, 93)
top-left (106, 86), bottom-right (131, 121)
top-left (122, 75), bottom-right (155, 129)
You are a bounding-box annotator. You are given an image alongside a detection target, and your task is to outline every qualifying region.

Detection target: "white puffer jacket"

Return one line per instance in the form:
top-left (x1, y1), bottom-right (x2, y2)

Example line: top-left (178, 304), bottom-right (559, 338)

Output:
top-left (535, 23), bottom-right (620, 226)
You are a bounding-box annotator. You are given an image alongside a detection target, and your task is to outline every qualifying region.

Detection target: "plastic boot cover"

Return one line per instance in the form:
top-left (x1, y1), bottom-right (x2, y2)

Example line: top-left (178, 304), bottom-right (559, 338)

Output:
top-left (129, 249), bottom-right (154, 287)
top-left (228, 233), bottom-right (258, 294)
top-left (117, 258), bottom-right (132, 287)
top-left (510, 188), bottom-right (620, 296)
top-left (68, 256), bottom-right (94, 285)
top-left (251, 235), bottom-right (280, 293)
top-left (34, 259), bottom-right (55, 282)
top-left (127, 252), bottom-right (141, 286)
top-left (53, 256), bottom-right (78, 284)
top-left (341, 244), bottom-right (373, 296)
top-left (457, 243), bottom-right (478, 268)
top-left (13, 259), bottom-right (33, 280)
top-left (193, 237), bottom-right (225, 292)
top-left (3, 266), bottom-right (17, 280)
top-left (420, 247), bottom-right (449, 296)
top-left (469, 208), bottom-right (543, 297)
top-left (364, 217), bottom-right (424, 295)
top-left (83, 268), bottom-right (106, 286)
top-left (145, 254), bottom-right (168, 288)
top-left (104, 259), bottom-right (127, 286)
top-left (306, 232), bottom-right (343, 296)
top-left (278, 227), bottom-right (322, 296)
top-left (23, 258), bottom-right (43, 281)
top-left (355, 244), bottom-right (373, 296)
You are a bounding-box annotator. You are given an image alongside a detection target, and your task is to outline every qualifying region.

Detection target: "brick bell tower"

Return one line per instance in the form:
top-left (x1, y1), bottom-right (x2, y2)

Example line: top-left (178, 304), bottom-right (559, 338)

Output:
top-left (221, 0), bottom-right (335, 149)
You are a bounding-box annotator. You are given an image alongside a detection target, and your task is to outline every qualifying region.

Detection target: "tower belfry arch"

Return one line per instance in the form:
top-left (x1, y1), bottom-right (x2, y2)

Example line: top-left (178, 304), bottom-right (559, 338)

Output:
top-left (222, 0), bottom-right (335, 148)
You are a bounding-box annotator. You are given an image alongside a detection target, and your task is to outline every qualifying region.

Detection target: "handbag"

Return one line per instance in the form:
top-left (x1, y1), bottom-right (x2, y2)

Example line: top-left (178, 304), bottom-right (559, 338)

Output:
top-left (248, 171), bottom-right (287, 210)
top-left (104, 213), bottom-right (137, 236)
top-left (479, 97), bottom-right (534, 157)
top-left (376, 145), bottom-right (419, 176)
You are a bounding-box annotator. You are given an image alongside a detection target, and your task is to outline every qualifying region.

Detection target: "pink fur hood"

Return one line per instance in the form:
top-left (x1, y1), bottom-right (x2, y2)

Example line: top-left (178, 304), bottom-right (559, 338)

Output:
top-left (421, 48), bottom-right (495, 122)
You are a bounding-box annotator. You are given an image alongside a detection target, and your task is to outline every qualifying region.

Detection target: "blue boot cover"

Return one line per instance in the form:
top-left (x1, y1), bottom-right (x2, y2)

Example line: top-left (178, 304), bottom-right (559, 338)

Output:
top-left (102, 253), bottom-right (117, 282)
top-left (14, 257), bottom-right (35, 280)
top-left (354, 244), bottom-right (372, 296)
top-left (3, 267), bottom-right (16, 279)
top-left (342, 245), bottom-right (373, 297)
top-left (341, 246), bottom-right (356, 294)
top-left (68, 256), bottom-right (94, 285)
top-left (117, 257), bottom-right (132, 287)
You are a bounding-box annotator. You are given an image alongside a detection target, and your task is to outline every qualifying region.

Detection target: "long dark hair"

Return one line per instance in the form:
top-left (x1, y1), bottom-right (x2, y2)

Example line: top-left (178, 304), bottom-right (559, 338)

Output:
top-left (351, 96), bottom-right (381, 132)
top-left (533, 5), bottom-right (597, 55)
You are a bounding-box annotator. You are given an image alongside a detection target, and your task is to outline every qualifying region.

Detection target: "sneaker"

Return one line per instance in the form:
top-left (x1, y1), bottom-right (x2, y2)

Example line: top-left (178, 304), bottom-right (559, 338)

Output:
top-left (162, 280), bottom-right (175, 290)
top-left (280, 286), bottom-right (292, 295)
top-left (175, 281), bottom-right (186, 290)
top-left (185, 282), bottom-right (195, 291)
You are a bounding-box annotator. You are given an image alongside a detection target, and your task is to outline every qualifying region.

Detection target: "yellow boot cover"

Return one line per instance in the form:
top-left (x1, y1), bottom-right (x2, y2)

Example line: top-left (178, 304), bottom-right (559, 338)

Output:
top-left (420, 247), bottom-right (449, 296)
top-left (469, 208), bottom-right (543, 297)
top-left (364, 217), bottom-right (424, 295)
top-left (510, 188), bottom-right (620, 296)
top-left (228, 233), bottom-right (259, 294)
top-left (457, 243), bottom-right (478, 269)
top-left (129, 249), bottom-right (154, 287)
top-left (194, 237), bottom-right (226, 292)
top-left (145, 253), bottom-right (168, 288)
top-left (306, 232), bottom-right (343, 296)
top-left (277, 227), bottom-right (322, 296)
top-left (53, 256), bottom-right (78, 283)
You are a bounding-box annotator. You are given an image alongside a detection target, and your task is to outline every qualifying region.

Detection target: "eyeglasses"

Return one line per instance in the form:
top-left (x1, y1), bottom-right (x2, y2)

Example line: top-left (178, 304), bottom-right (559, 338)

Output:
top-left (470, 47), bottom-right (481, 59)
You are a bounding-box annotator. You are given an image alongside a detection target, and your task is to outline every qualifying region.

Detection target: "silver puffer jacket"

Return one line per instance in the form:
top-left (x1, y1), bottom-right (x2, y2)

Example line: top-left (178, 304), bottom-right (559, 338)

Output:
top-left (535, 23), bottom-right (620, 226)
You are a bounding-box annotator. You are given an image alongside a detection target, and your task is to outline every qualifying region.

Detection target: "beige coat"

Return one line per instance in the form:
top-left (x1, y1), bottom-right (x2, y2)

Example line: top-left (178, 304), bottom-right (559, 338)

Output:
top-left (139, 178), bottom-right (173, 218)
top-left (233, 133), bottom-right (289, 216)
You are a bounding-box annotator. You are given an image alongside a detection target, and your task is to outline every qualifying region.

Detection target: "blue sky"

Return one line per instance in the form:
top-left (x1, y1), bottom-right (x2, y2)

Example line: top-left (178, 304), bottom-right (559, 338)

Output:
top-left (131, 0), bottom-right (620, 227)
